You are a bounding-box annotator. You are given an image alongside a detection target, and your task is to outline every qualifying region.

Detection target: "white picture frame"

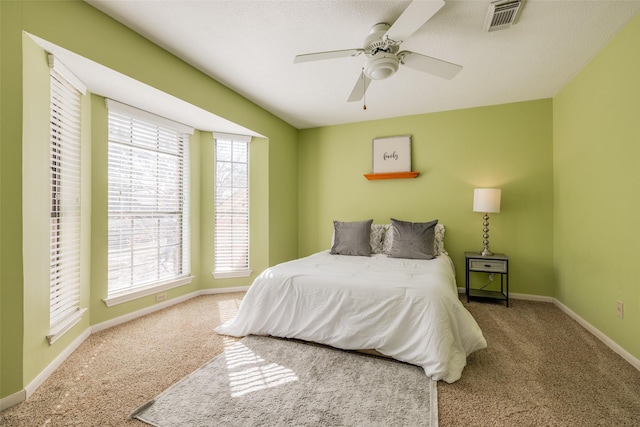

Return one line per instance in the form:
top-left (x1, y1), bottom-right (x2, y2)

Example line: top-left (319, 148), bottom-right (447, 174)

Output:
top-left (372, 135), bottom-right (411, 173)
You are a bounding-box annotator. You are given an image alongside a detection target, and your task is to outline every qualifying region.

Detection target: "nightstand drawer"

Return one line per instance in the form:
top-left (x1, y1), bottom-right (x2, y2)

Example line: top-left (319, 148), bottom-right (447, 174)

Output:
top-left (469, 259), bottom-right (507, 273)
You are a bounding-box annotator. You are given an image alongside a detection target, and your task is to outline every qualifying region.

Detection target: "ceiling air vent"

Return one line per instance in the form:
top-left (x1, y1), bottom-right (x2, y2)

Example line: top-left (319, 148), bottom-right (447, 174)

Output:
top-left (484, 0), bottom-right (524, 32)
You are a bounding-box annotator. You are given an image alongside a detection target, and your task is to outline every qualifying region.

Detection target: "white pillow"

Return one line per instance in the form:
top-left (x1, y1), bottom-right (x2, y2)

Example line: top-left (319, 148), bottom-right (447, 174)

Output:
top-left (434, 223), bottom-right (447, 256)
top-left (370, 224), bottom-right (389, 254)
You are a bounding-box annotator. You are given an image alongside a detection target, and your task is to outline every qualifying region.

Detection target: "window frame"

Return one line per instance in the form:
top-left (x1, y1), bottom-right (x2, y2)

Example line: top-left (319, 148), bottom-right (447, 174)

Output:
top-left (47, 56), bottom-right (87, 344)
top-left (213, 133), bottom-right (252, 279)
top-left (103, 99), bottom-right (194, 307)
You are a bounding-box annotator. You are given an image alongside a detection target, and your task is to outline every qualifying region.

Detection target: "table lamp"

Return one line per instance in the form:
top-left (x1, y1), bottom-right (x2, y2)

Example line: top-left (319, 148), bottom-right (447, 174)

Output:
top-left (473, 188), bottom-right (501, 256)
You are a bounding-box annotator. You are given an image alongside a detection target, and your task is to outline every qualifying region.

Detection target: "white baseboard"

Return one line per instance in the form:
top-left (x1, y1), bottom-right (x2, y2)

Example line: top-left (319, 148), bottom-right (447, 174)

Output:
top-left (458, 288), bottom-right (640, 371)
top-left (510, 292), bottom-right (554, 303)
top-left (91, 287), bottom-right (249, 333)
top-left (511, 293), bottom-right (640, 369)
top-left (92, 290), bottom-right (201, 333)
top-left (456, 288), bottom-right (553, 303)
top-left (552, 298), bottom-right (640, 371)
top-left (0, 389), bottom-right (26, 411)
top-left (22, 327), bottom-right (91, 402)
top-left (201, 286), bottom-right (250, 294)
top-left (1, 287), bottom-right (247, 411)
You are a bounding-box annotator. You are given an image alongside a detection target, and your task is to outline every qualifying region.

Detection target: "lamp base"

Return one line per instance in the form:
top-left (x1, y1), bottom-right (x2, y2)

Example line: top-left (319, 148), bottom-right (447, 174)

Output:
top-left (479, 212), bottom-right (494, 256)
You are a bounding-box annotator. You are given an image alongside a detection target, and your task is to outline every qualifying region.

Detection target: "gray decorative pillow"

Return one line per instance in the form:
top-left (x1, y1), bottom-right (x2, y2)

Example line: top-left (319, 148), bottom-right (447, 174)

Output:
top-left (330, 219), bottom-right (373, 256)
top-left (389, 218), bottom-right (438, 260)
top-left (383, 222), bottom-right (446, 255)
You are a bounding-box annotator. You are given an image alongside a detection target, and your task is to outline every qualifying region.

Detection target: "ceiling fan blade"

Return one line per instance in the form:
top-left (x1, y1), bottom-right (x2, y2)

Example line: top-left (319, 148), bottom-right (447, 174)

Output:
top-left (294, 49), bottom-right (364, 63)
top-left (384, 0), bottom-right (445, 42)
top-left (398, 51), bottom-right (462, 80)
top-left (347, 71), bottom-right (372, 102)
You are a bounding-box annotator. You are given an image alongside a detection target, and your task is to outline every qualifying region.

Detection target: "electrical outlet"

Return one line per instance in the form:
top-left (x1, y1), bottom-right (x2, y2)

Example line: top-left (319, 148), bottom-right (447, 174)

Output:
top-left (616, 301), bottom-right (624, 319)
top-left (156, 293), bottom-right (167, 302)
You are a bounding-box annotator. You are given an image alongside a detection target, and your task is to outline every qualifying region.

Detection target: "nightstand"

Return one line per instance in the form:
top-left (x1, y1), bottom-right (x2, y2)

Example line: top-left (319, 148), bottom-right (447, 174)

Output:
top-left (465, 252), bottom-right (509, 307)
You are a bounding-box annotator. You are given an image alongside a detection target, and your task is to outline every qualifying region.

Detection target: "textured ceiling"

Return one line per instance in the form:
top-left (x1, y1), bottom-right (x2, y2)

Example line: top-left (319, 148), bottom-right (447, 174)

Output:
top-left (84, 0), bottom-right (640, 130)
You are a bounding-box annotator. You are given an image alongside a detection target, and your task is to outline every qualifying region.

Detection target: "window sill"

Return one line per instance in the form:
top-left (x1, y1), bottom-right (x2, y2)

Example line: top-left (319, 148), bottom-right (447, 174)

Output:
top-left (47, 308), bottom-right (88, 345)
top-left (212, 269), bottom-right (252, 279)
top-left (103, 276), bottom-right (194, 307)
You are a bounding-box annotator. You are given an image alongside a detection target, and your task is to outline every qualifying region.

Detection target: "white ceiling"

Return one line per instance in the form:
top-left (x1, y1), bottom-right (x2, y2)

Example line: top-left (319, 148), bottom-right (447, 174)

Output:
top-left (84, 0), bottom-right (640, 130)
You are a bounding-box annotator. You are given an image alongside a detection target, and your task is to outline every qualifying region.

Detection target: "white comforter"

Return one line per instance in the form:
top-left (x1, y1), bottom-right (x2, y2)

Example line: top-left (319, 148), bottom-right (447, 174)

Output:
top-left (215, 251), bottom-right (487, 383)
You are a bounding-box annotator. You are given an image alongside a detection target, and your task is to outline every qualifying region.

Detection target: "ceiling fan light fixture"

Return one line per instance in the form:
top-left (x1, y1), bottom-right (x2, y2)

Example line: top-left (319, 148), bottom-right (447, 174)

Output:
top-left (364, 54), bottom-right (399, 80)
top-left (293, 0), bottom-right (462, 102)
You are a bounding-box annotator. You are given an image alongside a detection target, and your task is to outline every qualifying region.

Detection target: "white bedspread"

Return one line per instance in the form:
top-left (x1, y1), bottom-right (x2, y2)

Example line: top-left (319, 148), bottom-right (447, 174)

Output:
top-left (215, 251), bottom-right (487, 383)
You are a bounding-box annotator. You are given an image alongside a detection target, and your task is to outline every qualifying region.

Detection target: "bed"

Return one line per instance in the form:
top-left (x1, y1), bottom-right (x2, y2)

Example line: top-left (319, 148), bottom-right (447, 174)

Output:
top-left (215, 219), bottom-right (487, 383)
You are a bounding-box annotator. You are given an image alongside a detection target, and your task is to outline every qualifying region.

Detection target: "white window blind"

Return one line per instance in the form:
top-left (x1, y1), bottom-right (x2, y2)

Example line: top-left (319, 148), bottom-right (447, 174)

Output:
top-left (107, 100), bottom-right (192, 299)
top-left (214, 133), bottom-right (251, 277)
top-left (49, 65), bottom-right (84, 342)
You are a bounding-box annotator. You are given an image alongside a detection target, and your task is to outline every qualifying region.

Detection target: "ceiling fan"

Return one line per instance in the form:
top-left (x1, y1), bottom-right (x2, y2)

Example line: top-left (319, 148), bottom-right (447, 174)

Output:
top-left (294, 0), bottom-right (462, 103)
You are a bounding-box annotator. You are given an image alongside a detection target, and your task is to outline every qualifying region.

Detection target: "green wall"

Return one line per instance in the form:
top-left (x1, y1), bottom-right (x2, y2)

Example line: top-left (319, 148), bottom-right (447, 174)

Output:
top-left (1, 0), bottom-right (26, 400)
top-left (553, 12), bottom-right (640, 359)
top-left (21, 32), bottom-right (94, 386)
top-left (298, 100), bottom-right (554, 295)
top-left (1, 0), bottom-right (298, 399)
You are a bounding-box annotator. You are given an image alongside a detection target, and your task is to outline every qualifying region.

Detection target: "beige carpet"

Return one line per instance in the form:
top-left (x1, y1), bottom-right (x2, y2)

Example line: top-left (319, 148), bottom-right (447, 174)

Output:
top-left (1, 292), bottom-right (639, 426)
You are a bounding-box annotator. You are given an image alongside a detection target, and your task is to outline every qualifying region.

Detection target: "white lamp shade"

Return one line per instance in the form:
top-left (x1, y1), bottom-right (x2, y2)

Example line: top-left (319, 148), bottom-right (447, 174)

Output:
top-left (473, 188), bottom-right (501, 213)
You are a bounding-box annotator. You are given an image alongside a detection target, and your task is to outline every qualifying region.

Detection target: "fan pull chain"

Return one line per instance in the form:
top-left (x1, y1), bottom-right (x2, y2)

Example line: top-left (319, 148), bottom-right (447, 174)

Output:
top-left (362, 68), bottom-right (367, 110)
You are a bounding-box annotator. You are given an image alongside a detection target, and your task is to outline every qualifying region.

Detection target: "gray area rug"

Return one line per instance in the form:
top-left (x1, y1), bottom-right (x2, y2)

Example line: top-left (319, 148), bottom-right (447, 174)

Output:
top-left (132, 335), bottom-right (437, 426)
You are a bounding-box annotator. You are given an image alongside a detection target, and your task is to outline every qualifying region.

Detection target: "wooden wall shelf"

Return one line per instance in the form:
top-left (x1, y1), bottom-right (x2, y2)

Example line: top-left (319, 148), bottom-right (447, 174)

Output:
top-left (364, 172), bottom-right (419, 180)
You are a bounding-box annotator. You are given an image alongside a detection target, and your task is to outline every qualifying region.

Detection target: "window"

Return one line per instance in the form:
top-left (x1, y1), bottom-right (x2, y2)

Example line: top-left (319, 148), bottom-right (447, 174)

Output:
top-left (48, 56), bottom-right (87, 344)
top-left (105, 100), bottom-right (193, 305)
top-left (214, 133), bottom-right (252, 278)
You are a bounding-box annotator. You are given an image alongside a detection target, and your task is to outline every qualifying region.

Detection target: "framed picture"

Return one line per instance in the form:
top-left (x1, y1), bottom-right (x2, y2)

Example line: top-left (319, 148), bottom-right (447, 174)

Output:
top-left (372, 135), bottom-right (411, 173)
